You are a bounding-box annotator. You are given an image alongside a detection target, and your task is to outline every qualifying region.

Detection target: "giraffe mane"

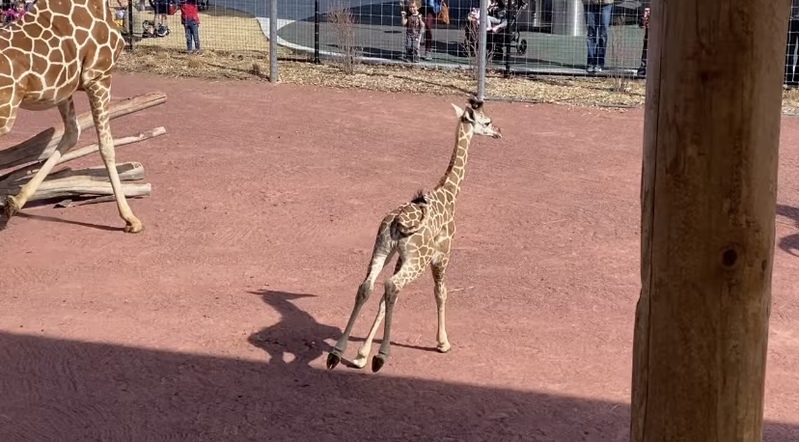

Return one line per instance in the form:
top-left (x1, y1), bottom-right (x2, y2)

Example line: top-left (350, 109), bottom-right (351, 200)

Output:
top-left (410, 189), bottom-right (428, 205)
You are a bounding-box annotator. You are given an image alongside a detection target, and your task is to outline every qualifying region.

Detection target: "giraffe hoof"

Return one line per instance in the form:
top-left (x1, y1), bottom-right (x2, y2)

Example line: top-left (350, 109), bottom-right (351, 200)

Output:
top-left (371, 354), bottom-right (388, 373)
top-left (3, 196), bottom-right (20, 219)
top-left (326, 351), bottom-right (342, 370)
top-left (124, 220), bottom-right (144, 234)
top-left (350, 355), bottom-right (368, 369)
top-left (436, 342), bottom-right (451, 353)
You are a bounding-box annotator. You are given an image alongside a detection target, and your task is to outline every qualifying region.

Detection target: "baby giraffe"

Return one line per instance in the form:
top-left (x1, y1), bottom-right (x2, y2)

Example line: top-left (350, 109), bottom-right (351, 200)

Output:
top-left (327, 97), bottom-right (502, 373)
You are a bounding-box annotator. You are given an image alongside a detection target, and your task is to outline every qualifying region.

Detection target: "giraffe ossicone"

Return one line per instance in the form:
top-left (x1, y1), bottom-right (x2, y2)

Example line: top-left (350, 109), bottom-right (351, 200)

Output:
top-left (1, 0), bottom-right (143, 233)
top-left (327, 96), bottom-right (502, 373)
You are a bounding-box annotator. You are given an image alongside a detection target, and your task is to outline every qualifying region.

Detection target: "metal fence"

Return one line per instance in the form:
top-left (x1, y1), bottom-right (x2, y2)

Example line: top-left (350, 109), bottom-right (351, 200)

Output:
top-left (119, 0), bottom-right (649, 75)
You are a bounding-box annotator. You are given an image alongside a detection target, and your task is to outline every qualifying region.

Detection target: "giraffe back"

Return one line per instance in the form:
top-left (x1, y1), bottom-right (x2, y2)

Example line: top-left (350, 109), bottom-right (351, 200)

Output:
top-left (0, 0), bottom-right (125, 108)
top-left (390, 189), bottom-right (455, 241)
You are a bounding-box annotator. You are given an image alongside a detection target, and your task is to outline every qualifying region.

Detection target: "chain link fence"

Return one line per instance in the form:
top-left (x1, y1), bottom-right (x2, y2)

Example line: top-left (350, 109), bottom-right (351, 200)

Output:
top-left (107, 1), bottom-right (799, 106)
top-left (118, 2), bottom-right (646, 65)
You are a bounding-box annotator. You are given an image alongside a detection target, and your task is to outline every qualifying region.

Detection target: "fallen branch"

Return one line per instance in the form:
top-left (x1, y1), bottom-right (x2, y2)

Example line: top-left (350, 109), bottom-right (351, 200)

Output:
top-left (0, 162), bottom-right (145, 193)
top-left (0, 91), bottom-right (167, 171)
top-left (55, 195), bottom-right (118, 208)
top-left (0, 180), bottom-right (151, 207)
top-left (47, 162), bottom-right (145, 182)
top-left (0, 127), bottom-right (165, 184)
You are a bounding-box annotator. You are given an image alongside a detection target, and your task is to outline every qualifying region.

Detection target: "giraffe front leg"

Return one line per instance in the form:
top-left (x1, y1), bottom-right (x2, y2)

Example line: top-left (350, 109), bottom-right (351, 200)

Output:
top-left (85, 76), bottom-right (142, 233)
top-left (432, 256), bottom-right (452, 353)
top-left (5, 99), bottom-right (80, 219)
top-left (372, 260), bottom-right (425, 373)
top-left (351, 297), bottom-right (385, 368)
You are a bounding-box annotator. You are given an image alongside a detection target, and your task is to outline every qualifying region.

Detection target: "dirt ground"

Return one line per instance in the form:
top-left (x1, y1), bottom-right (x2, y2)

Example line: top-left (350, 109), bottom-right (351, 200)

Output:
top-left (1, 74), bottom-right (798, 441)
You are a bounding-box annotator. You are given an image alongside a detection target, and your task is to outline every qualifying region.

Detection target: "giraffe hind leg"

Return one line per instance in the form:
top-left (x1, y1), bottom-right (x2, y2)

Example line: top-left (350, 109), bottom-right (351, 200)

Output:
top-left (84, 75), bottom-right (143, 233)
top-left (327, 221), bottom-right (396, 370)
top-left (5, 99), bottom-right (79, 219)
top-left (351, 256), bottom-right (404, 368)
top-left (0, 89), bottom-right (23, 220)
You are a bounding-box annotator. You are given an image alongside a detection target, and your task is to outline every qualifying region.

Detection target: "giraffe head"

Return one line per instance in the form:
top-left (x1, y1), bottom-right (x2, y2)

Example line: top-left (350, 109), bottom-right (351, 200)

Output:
top-left (451, 97), bottom-right (502, 139)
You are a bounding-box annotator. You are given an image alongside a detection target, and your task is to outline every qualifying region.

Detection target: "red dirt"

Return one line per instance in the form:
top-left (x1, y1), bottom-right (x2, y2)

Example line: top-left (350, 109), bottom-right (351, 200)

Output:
top-left (1, 74), bottom-right (798, 441)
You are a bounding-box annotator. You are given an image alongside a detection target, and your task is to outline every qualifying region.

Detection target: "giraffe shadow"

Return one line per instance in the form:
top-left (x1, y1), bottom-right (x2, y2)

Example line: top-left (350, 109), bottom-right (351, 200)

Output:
top-left (247, 290), bottom-right (347, 367)
top-left (15, 211), bottom-right (120, 232)
top-left (247, 289), bottom-right (441, 370)
top-left (0, 196), bottom-right (123, 232)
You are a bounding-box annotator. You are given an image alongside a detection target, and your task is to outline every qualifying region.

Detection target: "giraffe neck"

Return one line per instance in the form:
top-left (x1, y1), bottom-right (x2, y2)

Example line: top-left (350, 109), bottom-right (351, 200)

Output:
top-left (435, 119), bottom-right (474, 202)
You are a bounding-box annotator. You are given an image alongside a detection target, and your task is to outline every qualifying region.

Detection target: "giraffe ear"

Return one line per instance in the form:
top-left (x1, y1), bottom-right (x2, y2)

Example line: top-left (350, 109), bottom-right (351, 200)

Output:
top-left (451, 103), bottom-right (465, 119)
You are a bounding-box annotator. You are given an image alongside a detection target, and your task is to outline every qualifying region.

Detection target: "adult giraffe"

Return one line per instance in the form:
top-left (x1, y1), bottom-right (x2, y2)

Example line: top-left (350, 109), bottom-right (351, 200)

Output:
top-left (1, 0), bottom-right (143, 233)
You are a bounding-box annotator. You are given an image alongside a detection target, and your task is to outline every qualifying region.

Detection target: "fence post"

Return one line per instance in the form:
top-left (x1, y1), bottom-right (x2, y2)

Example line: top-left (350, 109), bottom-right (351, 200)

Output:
top-left (314, 0), bottom-right (321, 64)
top-left (269, 0), bottom-right (278, 83)
top-left (126, 0), bottom-right (134, 51)
top-left (504, 0), bottom-right (513, 77)
top-left (630, 0), bottom-right (788, 439)
top-left (476, 0), bottom-right (488, 100)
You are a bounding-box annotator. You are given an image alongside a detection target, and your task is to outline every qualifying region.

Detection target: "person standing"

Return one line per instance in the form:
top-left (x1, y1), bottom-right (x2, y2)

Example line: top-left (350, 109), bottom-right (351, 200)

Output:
top-left (419, 0), bottom-right (443, 60)
top-left (401, 0), bottom-right (425, 63)
top-left (636, 6), bottom-right (650, 78)
top-left (582, 0), bottom-right (613, 74)
top-left (785, 0), bottom-right (799, 88)
top-left (179, 0), bottom-right (201, 54)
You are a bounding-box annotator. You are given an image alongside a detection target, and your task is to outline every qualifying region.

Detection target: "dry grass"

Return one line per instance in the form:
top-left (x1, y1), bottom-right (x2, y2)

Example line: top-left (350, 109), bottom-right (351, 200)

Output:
top-left (118, 46), bottom-right (650, 107)
top-left (784, 88), bottom-right (799, 114)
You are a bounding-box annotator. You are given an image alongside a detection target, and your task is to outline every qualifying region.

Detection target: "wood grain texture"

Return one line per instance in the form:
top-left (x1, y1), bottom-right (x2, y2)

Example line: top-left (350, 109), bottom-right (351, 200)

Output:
top-left (631, 0), bottom-right (790, 441)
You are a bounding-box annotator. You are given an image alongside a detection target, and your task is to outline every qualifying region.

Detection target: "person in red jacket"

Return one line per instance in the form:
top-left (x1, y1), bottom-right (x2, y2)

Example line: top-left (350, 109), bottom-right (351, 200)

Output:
top-left (179, 0), bottom-right (201, 54)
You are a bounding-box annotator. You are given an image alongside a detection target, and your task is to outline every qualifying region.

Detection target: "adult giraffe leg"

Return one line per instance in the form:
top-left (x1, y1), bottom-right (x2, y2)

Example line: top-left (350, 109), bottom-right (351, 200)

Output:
top-left (85, 75), bottom-right (142, 233)
top-left (327, 224), bottom-right (395, 370)
top-left (4, 98), bottom-right (80, 219)
top-left (351, 257), bottom-right (404, 368)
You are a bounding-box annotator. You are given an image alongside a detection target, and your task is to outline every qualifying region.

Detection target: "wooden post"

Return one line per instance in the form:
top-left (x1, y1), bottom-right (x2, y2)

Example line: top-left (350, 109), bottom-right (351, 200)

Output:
top-left (631, 0), bottom-right (790, 440)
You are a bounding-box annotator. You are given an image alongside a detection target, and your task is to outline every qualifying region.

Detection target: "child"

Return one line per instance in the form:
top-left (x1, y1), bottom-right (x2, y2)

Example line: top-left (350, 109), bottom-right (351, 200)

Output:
top-left (636, 7), bottom-right (650, 78)
top-left (112, 0), bottom-right (129, 29)
top-left (2, 1), bottom-right (26, 25)
top-left (179, 0), bottom-right (201, 54)
top-left (400, 0), bottom-right (424, 62)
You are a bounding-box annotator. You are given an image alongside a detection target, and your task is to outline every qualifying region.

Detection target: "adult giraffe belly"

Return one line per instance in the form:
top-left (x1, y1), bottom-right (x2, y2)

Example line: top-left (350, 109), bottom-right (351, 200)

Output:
top-left (18, 77), bottom-right (82, 111)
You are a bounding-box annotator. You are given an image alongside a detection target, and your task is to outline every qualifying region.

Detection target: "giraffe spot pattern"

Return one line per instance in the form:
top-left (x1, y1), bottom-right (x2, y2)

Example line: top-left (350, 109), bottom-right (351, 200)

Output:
top-left (0, 0), bottom-right (125, 119)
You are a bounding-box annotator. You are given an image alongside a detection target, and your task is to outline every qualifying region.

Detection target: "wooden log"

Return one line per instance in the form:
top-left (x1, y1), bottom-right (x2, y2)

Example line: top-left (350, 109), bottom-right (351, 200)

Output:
top-left (46, 162), bottom-right (145, 182)
top-left (0, 162), bottom-right (145, 193)
top-left (630, 0), bottom-right (787, 441)
top-left (0, 180), bottom-right (151, 206)
top-left (55, 195), bottom-right (119, 208)
top-left (0, 127), bottom-right (166, 184)
top-left (0, 91), bottom-right (167, 171)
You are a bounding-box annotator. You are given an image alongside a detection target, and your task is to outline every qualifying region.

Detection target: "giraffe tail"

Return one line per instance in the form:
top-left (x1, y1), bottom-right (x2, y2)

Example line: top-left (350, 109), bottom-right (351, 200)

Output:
top-left (390, 190), bottom-right (428, 238)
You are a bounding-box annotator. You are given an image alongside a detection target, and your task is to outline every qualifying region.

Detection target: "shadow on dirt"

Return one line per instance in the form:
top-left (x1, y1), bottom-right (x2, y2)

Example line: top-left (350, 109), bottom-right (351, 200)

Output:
top-left (2, 296), bottom-right (797, 440)
top-left (247, 290), bottom-right (340, 367)
top-left (777, 204), bottom-right (799, 257)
